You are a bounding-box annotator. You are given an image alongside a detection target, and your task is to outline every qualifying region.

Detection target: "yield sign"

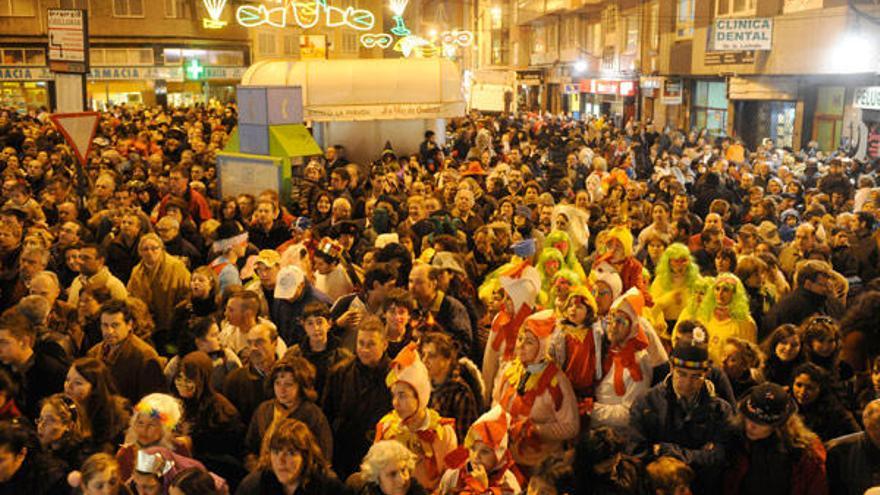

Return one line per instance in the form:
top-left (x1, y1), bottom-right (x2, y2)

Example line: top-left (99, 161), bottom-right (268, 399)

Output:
top-left (49, 111), bottom-right (100, 167)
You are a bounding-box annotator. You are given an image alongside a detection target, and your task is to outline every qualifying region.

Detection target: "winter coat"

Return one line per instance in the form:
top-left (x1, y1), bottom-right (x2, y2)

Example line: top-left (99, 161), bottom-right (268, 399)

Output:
top-left (245, 399), bottom-right (333, 461)
top-left (126, 252), bottom-right (191, 332)
top-left (826, 432), bottom-right (880, 495)
top-left (87, 334), bottom-right (166, 405)
top-left (724, 434), bottom-right (828, 495)
top-left (321, 356), bottom-right (392, 479)
top-left (236, 469), bottom-right (352, 495)
top-left (630, 376), bottom-right (738, 495)
top-left (763, 288), bottom-right (845, 336)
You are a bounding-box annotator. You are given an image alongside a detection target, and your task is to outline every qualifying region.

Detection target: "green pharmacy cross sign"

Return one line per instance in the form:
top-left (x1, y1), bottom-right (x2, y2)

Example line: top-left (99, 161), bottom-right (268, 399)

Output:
top-left (185, 59), bottom-right (205, 80)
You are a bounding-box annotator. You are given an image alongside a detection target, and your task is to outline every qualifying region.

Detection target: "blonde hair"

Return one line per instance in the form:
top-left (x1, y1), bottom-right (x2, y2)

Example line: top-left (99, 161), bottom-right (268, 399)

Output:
top-left (360, 440), bottom-right (416, 484)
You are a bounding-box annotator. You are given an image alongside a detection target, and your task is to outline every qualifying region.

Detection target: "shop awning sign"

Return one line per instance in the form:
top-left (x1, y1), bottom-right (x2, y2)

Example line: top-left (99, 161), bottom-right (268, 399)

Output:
top-left (49, 112), bottom-right (100, 167)
top-left (854, 87), bottom-right (880, 111)
top-left (710, 18), bottom-right (773, 51)
top-left (47, 9), bottom-right (89, 74)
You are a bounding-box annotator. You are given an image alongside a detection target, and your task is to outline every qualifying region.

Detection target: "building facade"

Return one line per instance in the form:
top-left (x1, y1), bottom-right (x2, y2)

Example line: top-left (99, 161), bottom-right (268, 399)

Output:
top-left (478, 0), bottom-right (880, 154)
top-left (0, 0), bottom-right (254, 109)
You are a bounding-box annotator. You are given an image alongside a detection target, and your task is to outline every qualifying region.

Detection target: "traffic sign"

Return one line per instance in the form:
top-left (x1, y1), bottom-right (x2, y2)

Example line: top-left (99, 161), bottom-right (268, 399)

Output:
top-left (48, 9), bottom-right (89, 74)
top-left (49, 112), bottom-right (100, 167)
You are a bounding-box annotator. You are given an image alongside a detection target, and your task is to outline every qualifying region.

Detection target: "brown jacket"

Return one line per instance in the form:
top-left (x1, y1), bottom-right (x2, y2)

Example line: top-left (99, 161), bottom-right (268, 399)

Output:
top-left (88, 334), bottom-right (166, 404)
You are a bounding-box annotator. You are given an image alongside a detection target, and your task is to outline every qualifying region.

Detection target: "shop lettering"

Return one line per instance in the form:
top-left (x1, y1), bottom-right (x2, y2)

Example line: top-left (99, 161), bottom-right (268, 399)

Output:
top-left (236, 0), bottom-right (375, 31)
top-left (854, 87), bottom-right (880, 110)
top-left (91, 68), bottom-right (141, 79)
top-left (0, 68), bottom-right (34, 80)
top-left (712, 17), bottom-right (772, 50)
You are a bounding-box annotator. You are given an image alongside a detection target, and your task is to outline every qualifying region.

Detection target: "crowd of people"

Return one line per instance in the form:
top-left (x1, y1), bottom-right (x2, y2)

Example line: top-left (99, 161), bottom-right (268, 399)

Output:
top-left (0, 102), bottom-right (879, 495)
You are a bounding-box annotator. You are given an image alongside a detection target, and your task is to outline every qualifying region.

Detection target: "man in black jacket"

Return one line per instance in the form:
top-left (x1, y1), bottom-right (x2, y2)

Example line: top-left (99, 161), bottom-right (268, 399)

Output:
top-left (0, 312), bottom-right (68, 419)
top-left (827, 399), bottom-right (880, 495)
top-left (631, 340), bottom-right (737, 495)
top-left (763, 260), bottom-right (845, 334)
top-left (320, 316), bottom-right (391, 479)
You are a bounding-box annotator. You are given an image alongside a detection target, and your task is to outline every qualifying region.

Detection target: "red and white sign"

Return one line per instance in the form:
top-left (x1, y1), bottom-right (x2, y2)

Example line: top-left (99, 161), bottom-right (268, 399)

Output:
top-left (49, 112), bottom-right (100, 167)
top-left (578, 79), bottom-right (638, 97)
top-left (48, 9), bottom-right (89, 74)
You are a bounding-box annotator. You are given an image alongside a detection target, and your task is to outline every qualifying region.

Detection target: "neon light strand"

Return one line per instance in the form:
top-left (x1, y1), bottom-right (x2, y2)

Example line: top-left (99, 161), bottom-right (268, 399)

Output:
top-left (360, 33), bottom-right (393, 48)
top-left (236, 0), bottom-right (375, 31)
top-left (390, 15), bottom-right (411, 36)
top-left (202, 0), bottom-right (228, 28)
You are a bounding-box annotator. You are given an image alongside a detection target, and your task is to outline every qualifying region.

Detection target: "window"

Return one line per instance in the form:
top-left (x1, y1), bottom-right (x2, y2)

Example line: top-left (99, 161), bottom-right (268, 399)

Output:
top-left (625, 15), bottom-right (639, 53)
top-left (649, 1), bottom-right (660, 51)
top-left (258, 33), bottom-right (277, 56)
top-left (165, 0), bottom-right (191, 19)
top-left (89, 48), bottom-right (153, 66)
top-left (60, 0), bottom-right (89, 9)
top-left (693, 81), bottom-right (728, 136)
top-left (676, 0), bottom-right (695, 39)
top-left (546, 22), bottom-right (558, 54)
top-left (341, 32), bottom-right (359, 54)
top-left (113, 0), bottom-right (144, 17)
top-left (533, 25), bottom-right (546, 54)
top-left (283, 36), bottom-right (297, 56)
top-left (1, 49), bottom-right (45, 66)
top-left (716, 0), bottom-right (756, 17)
top-left (0, 0), bottom-right (35, 16)
top-left (602, 5), bottom-right (618, 38)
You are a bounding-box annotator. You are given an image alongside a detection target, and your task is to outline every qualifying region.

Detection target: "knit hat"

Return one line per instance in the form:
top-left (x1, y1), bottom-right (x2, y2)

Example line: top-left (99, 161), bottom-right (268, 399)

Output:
top-left (514, 205), bottom-right (533, 219)
top-left (386, 342), bottom-right (432, 411)
top-left (609, 288), bottom-right (644, 328)
top-left (499, 265), bottom-right (541, 312)
top-left (522, 309), bottom-right (556, 357)
top-left (462, 161), bottom-right (488, 177)
top-left (213, 221), bottom-right (248, 253)
top-left (511, 238), bottom-right (537, 258)
top-left (464, 405), bottom-right (511, 461)
top-left (739, 382), bottom-right (798, 427)
top-left (670, 339), bottom-right (711, 371)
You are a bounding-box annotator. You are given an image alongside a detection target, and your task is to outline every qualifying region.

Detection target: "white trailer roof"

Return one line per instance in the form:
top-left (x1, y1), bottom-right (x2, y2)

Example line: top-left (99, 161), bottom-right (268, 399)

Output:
top-left (241, 58), bottom-right (465, 122)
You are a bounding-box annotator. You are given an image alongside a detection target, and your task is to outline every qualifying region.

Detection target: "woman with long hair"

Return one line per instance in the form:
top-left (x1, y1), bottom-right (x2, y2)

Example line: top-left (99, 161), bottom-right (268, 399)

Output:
top-left (761, 325), bottom-right (805, 387)
top-left (236, 418), bottom-right (348, 495)
top-left (724, 383), bottom-right (827, 495)
top-left (64, 357), bottom-right (131, 453)
top-left (171, 351), bottom-right (245, 487)
top-left (650, 243), bottom-right (702, 332)
top-left (69, 453), bottom-right (132, 495)
top-left (790, 362), bottom-right (860, 442)
top-left (164, 316), bottom-right (241, 392)
top-left (37, 393), bottom-right (92, 471)
top-left (244, 356), bottom-right (333, 470)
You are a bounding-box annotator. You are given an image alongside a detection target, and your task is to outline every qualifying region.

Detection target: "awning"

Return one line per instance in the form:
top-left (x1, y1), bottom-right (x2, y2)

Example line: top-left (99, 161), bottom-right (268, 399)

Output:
top-left (224, 123), bottom-right (322, 157)
top-left (240, 58), bottom-right (464, 122)
top-left (728, 76), bottom-right (799, 100)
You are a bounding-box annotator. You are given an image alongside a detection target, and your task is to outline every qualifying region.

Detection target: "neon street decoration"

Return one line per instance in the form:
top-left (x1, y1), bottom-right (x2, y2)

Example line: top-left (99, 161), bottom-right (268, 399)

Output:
top-left (236, 0), bottom-right (375, 31)
top-left (360, 33), bottom-right (393, 49)
top-left (388, 0), bottom-right (411, 36)
top-left (185, 59), bottom-right (205, 80)
top-left (202, 0), bottom-right (228, 29)
top-left (440, 29), bottom-right (474, 47)
top-left (393, 35), bottom-right (439, 58)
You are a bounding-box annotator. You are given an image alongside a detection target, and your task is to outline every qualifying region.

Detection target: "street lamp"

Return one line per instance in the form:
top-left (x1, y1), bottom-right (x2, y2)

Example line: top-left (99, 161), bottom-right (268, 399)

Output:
top-left (574, 60), bottom-right (588, 73)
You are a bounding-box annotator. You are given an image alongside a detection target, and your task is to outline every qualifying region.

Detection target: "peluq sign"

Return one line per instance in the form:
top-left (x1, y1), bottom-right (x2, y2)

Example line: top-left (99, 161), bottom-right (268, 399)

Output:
top-left (711, 18), bottom-right (773, 51)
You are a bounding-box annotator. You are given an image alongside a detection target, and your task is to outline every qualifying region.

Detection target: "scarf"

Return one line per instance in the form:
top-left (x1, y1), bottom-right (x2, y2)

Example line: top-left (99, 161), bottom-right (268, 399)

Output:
top-left (490, 305), bottom-right (532, 360)
top-left (602, 324), bottom-right (649, 396)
